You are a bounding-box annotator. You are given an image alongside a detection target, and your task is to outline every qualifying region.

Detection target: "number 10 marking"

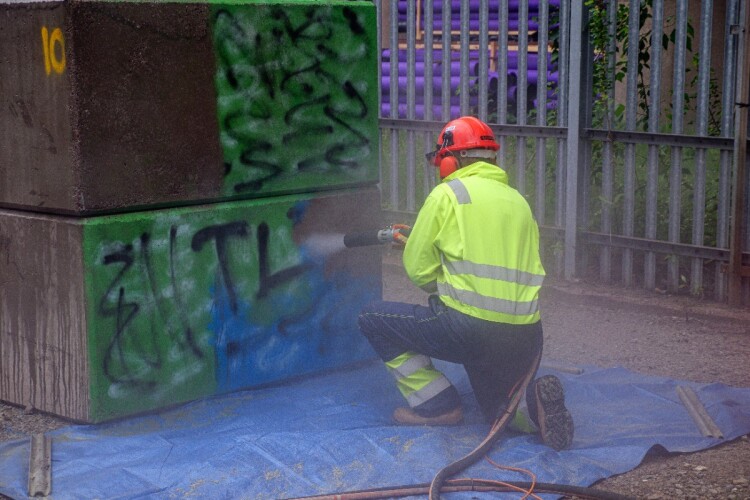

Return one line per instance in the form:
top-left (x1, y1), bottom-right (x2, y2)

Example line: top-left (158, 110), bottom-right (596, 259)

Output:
top-left (41, 26), bottom-right (66, 75)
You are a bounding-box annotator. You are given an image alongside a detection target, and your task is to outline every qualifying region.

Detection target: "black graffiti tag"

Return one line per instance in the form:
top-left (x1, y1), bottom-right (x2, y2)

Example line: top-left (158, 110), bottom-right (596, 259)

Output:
top-left (191, 221), bottom-right (250, 314)
top-left (213, 6), bottom-right (371, 192)
top-left (99, 243), bottom-right (158, 389)
top-left (139, 230), bottom-right (203, 359)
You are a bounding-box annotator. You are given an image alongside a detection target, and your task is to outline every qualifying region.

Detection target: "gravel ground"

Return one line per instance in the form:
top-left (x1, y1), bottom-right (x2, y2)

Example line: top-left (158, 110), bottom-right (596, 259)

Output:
top-left (1, 252), bottom-right (749, 499)
top-left (531, 283), bottom-right (750, 500)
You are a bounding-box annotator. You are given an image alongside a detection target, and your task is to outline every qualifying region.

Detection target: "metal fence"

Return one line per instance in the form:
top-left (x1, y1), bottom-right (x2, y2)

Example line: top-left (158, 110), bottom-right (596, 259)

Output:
top-left (376, 0), bottom-right (750, 306)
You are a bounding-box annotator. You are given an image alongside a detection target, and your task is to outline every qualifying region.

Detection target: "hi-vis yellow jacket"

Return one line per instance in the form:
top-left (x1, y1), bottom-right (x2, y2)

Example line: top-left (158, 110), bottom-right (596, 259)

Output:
top-left (403, 160), bottom-right (545, 324)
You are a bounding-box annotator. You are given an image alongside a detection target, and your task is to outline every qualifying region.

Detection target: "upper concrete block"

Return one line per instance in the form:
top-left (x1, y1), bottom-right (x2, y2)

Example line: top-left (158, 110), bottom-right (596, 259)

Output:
top-left (0, 1), bottom-right (379, 214)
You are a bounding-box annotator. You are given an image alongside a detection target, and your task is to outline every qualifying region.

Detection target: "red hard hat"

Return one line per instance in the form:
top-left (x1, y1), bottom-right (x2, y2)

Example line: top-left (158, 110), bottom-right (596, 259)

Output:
top-left (426, 116), bottom-right (500, 166)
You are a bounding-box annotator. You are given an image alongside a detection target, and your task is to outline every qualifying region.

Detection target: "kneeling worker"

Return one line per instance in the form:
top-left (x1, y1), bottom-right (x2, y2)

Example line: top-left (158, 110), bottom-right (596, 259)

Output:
top-left (358, 116), bottom-right (574, 450)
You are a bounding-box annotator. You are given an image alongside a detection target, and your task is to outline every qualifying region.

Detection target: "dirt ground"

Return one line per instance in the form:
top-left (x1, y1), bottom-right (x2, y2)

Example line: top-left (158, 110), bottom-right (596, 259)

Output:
top-left (2, 252), bottom-right (750, 499)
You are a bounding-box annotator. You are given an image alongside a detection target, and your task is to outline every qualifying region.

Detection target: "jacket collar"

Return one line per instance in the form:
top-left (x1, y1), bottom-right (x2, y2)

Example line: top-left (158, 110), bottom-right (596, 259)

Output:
top-left (442, 160), bottom-right (509, 185)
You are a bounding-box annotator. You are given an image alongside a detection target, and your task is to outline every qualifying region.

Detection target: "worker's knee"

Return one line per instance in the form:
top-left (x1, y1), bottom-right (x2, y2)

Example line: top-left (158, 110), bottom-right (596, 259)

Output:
top-left (357, 301), bottom-right (383, 336)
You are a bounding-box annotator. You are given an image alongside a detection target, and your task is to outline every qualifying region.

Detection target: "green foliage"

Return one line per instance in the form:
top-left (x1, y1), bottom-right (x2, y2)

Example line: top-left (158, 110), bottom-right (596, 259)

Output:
top-left (580, 0), bottom-right (724, 254)
top-left (586, 0), bottom-right (721, 135)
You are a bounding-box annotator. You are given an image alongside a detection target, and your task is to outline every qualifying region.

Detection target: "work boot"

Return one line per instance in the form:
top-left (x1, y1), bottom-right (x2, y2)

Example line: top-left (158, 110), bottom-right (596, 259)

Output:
top-left (393, 406), bottom-right (463, 426)
top-left (533, 375), bottom-right (574, 450)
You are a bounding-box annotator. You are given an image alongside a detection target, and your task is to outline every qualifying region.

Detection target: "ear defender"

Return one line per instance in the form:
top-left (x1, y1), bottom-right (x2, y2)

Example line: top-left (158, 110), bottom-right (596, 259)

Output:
top-left (439, 154), bottom-right (459, 178)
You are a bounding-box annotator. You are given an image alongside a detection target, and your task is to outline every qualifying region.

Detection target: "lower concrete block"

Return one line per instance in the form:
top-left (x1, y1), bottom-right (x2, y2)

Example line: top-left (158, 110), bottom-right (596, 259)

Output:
top-left (0, 188), bottom-right (383, 422)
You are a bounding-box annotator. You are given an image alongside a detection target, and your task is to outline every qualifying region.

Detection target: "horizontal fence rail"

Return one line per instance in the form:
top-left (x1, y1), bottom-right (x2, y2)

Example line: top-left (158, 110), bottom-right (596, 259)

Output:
top-left (376, 0), bottom-right (750, 306)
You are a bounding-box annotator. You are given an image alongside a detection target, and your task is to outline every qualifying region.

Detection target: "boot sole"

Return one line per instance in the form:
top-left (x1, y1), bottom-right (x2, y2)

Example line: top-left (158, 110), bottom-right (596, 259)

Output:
top-left (535, 375), bottom-right (574, 450)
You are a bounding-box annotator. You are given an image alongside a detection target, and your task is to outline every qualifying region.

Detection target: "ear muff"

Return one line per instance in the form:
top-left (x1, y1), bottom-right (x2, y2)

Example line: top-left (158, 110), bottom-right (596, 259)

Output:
top-left (439, 154), bottom-right (459, 178)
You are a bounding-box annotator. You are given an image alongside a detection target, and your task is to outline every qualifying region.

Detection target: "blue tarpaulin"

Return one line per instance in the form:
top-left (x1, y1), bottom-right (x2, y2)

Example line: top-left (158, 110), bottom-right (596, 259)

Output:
top-left (1, 360), bottom-right (749, 499)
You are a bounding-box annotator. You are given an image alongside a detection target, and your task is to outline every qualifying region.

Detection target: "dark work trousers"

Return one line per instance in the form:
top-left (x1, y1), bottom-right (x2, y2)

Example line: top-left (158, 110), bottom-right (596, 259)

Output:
top-left (358, 295), bottom-right (544, 423)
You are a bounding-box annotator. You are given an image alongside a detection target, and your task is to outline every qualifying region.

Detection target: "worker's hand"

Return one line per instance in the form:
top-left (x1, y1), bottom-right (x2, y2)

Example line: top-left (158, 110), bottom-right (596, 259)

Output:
top-left (391, 223), bottom-right (411, 245)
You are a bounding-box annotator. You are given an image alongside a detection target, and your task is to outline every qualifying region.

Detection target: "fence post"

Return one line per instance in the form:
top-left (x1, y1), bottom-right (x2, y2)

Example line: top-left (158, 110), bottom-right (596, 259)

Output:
top-left (729, 0), bottom-right (750, 306)
top-left (563, 2), bottom-right (585, 280)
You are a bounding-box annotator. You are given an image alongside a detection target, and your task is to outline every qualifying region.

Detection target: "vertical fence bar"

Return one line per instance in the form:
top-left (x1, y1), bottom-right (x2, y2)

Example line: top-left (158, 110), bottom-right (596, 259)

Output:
top-left (578, 5), bottom-right (594, 276)
top-left (516, 0), bottom-right (529, 195)
top-left (423, 0), bottom-right (436, 195)
top-left (406, 0), bottom-right (417, 212)
top-left (622, 0), bottom-right (640, 287)
top-left (389, 0), bottom-right (400, 210)
top-left (442, 0), bottom-right (452, 122)
top-left (668, 0), bottom-right (688, 292)
top-left (460, 0), bottom-right (470, 115)
top-left (729, 0), bottom-right (750, 306)
top-left (497, 0), bottom-right (509, 169)
top-left (478, 0), bottom-right (489, 121)
top-left (645, 0), bottom-right (664, 290)
top-left (748, 150), bottom-right (750, 305)
top-left (555, 0), bottom-right (570, 276)
top-left (535, 0), bottom-right (549, 223)
top-left (564, 0), bottom-right (583, 280)
top-left (600, 0), bottom-right (617, 283)
top-left (690, 0), bottom-right (714, 296)
top-left (517, 0), bottom-right (529, 124)
top-left (376, 0), bottom-right (383, 199)
top-left (717, 0), bottom-right (740, 301)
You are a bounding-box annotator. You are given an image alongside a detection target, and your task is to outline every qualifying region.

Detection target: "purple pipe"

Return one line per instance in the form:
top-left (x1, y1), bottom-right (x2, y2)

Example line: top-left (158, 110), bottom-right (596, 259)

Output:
top-left (381, 48), bottom-right (487, 60)
top-left (382, 83), bottom-right (559, 103)
top-left (382, 48), bottom-right (547, 65)
top-left (388, 93), bottom-right (479, 106)
top-left (381, 76), bottom-right (467, 94)
top-left (488, 69), bottom-right (559, 86)
top-left (506, 69), bottom-right (560, 85)
top-left (398, 18), bottom-right (540, 32)
top-left (381, 68), bottom-right (559, 93)
top-left (397, 11), bottom-right (532, 21)
top-left (399, 10), bottom-right (528, 20)
top-left (382, 90), bottom-right (467, 106)
top-left (397, 0), bottom-right (561, 13)
top-left (382, 61), bottom-right (468, 77)
top-left (381, 53), bottom-right (545, 73)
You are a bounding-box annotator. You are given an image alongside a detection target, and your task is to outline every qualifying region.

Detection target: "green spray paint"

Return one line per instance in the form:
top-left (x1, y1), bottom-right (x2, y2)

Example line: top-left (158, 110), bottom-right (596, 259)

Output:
top-left (83, 193), bottom-right (377, 421)
top-left (212, 2), bottom-right (379, 197)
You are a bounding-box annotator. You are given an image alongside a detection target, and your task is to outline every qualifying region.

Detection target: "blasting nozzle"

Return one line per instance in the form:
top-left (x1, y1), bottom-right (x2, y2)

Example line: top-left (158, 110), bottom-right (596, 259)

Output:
top-left (343, 225), bottom-right (411, 248)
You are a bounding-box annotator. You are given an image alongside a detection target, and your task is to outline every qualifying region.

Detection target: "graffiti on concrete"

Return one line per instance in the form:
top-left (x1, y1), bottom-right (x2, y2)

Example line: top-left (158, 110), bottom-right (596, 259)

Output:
top-left (211, 4), bottom-right (377, 196)
top-left (86, 199), bottom-right (376, 420)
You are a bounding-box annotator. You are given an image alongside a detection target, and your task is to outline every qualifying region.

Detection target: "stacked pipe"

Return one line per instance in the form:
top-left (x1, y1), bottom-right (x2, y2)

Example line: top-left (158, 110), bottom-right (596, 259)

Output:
top-left (395, 0), bottom-right (560, 32)
top-left (381, 0), bottom-right (559, 120)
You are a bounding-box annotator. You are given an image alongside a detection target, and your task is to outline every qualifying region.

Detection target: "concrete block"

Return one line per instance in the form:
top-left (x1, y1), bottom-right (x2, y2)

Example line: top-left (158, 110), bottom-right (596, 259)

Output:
top-left (0, 1), bottom-right (379, 214)
top-left (0, 187), bottom-right (384, 422)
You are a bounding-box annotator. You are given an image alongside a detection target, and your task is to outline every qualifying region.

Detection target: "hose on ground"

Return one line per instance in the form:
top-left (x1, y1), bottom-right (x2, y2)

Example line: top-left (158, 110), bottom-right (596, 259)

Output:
top-left (427, 348), bottom-right (542, 499)
top-left (291, 478), bottom-right (635, 500)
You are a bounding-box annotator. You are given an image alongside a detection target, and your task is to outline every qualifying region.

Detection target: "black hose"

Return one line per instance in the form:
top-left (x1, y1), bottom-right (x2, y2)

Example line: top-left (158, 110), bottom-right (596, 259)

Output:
top-left (290, 479), bottom-right (635, 500)
top-left (427, 349), bottom-right (543, 499)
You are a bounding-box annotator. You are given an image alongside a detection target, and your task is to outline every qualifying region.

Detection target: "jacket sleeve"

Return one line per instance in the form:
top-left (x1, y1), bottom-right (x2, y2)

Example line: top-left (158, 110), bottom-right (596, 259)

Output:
top-left (402, 190), bottom-right (446, 290)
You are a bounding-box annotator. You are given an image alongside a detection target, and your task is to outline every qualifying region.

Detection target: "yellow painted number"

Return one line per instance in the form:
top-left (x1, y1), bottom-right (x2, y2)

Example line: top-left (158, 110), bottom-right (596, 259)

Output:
top-left (41, 26), bottom-right (66, 75)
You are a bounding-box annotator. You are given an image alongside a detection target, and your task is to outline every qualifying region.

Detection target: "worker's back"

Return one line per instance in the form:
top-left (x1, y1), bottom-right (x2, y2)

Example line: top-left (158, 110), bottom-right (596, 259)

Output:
top-left (405, 160), bottom-right (545, 325)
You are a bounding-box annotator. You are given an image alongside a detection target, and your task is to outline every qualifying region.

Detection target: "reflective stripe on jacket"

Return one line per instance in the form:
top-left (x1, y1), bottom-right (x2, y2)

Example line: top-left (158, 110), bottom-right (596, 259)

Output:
top-left (385, 352), bottom-right (452, 407)
top-left (403, 161), bottom-right (545, 324)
